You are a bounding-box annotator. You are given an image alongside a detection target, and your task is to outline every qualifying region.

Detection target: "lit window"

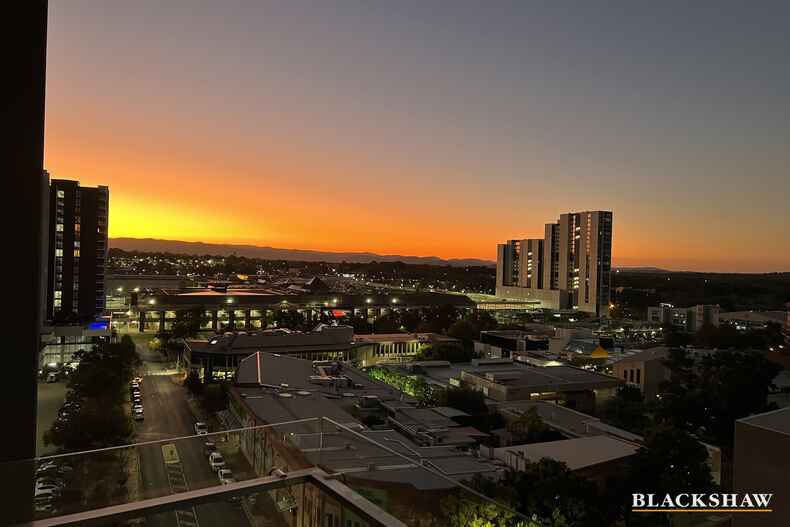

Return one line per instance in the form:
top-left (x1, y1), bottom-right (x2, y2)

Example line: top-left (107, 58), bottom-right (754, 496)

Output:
top-left (57, 190), bottom-right (64, 198)
top-left (55, 224), bottom-right (64, 232)
top-left (75, 224), bottom-right (80, 232)
top-left (74, 249), bottom-right (80, 257)
top-left (54, 299), bottom-right (62, 307)
top-left (55, 249), bottom-right (63, 257)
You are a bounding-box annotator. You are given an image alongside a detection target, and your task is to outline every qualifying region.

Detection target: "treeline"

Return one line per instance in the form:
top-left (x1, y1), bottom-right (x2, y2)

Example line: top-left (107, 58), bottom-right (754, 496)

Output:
top-left (44, 335), bottom-right (141, 451)
top-left (613, 270), bottom-right (790, 315)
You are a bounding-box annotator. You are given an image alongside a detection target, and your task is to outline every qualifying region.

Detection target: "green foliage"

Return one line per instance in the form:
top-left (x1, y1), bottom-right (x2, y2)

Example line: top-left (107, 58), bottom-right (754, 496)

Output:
top-left (366, 367), bottom-right (440, 406)
top-left (185, 370), bottom-right (204, 395)
top-left (416, 342), bottom-right (476, 363)
top-left (628, 425), bottom-right (715, 496)
top-left (601, 385), bottom-right (649, 434)
top-left (465, 459), bottom-right (609, 527)
top-left (440, 491), bottom-right (516, 527)
top-left (171, 305), bottom-right (208, 339)
top-left (45, 338), bottom-right (139, 451)
top-left (272, 309), bottom-right (306, 330)
top-left (507, 407), bottom-right (564, 444)
top-left (656, 348), bottom-right (781, 447)
top-left (695, 322), bottom-right (785, 350)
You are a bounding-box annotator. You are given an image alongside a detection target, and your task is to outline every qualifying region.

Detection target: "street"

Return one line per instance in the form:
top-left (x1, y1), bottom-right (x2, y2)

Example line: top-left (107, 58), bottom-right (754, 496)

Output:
top-left (133, 342), bottom-right (249, 527)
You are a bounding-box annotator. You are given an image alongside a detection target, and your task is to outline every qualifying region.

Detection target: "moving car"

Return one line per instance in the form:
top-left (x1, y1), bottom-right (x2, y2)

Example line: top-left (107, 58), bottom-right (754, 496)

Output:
top-left (208, 452), bottom-right (225, 471)
top-left (194, 422), bottom-right (208, 435)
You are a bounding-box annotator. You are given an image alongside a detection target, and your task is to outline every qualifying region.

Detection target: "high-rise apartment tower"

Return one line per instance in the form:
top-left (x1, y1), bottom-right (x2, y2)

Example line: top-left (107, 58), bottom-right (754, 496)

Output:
top-left (46, 179), bottom-right (109, 321)
top-left (496, 211), bottom-right (613, 317)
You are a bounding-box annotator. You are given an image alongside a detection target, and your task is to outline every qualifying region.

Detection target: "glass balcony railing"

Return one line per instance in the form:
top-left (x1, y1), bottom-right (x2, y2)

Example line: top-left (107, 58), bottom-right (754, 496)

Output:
top-left (2, 417), bottom-right (525, 527)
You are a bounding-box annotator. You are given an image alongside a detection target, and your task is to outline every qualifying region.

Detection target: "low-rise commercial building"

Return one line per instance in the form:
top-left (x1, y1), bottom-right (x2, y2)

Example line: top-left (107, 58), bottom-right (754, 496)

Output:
top-left (382, 358), bottom-right (621, 413)
top-left (647, 303), bottom-right (719, 332)
top-left (132, 289), bottom-right (475, 333)
top-left (185, 325), bottom-right (356, 381)
top-left (490, 435), bottom-right (639, 488)
top-left (353, 333), bottom-right (460, 366)
top-left (474, 330), bottom-right (549, 359)
top-left (39, 320), bottom-right (112, 368)
top-left (612, 347), bottom-right (670, 400)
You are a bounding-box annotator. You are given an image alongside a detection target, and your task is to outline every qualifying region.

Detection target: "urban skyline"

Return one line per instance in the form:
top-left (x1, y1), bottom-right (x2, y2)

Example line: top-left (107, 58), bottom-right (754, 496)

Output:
top-left (43, 1), bottom-right (790, 273)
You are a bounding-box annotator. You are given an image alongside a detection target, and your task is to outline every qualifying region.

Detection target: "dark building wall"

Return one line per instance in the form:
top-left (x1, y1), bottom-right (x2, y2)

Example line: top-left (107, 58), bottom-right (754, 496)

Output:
top-left (733, 421), bottom-right (790, 527)
top-left (5, 2), bottom-right (48, 523)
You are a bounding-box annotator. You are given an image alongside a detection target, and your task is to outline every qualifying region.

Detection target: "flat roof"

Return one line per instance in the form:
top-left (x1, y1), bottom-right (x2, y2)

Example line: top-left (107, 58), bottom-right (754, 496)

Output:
top-left (738, 406), bottom-right (790, 436)
top-left (494, 435), bottom-right (639, 471)
top-left (614, 347), bottom-right (669, 364)
top-left (354, 333), bottom-right (459, 344)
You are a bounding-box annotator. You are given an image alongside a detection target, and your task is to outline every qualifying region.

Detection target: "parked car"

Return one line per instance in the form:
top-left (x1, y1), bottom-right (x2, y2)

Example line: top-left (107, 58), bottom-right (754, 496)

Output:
top-left (208, 452), bottom-right (225, 471)
top-left (194, 422), bottom-right (208, 435)
top-left (34, 487), bottom-right (60, 500)
top-left (46, 372), bottom-right (57, 383)
top-left (204, 441), bottom-right (217, 455)
top-left (133, 408), bottom-right (144, 421)
top-left (36, 462), bottom-right (72, 477)
top-left (217, 468), bottom-right (234, 484)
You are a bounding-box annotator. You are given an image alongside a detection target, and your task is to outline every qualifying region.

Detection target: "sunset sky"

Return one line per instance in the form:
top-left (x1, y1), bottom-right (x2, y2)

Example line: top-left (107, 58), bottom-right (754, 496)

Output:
top-left (44, 1), bottom-right (789, 272)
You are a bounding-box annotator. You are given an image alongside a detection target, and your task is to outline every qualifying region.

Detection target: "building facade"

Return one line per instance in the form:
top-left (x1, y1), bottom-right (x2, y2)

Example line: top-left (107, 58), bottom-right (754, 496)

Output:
top-left (46, 179), bottom-right (109, 321)
top-left (647, 303), bottom-right (719, 332)
top-left (496, 211), bottom-right (613, 317)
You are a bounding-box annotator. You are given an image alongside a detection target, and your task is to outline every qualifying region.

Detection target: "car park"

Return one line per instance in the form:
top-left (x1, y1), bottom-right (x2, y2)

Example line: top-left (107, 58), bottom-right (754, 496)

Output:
top-left (208, 452), bottom-right (226, 471)
top-left (194, 422), bottom-right (208, 435)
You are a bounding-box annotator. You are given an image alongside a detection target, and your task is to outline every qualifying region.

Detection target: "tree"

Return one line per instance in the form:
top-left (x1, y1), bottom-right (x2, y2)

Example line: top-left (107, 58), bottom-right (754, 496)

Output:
top-left (624, 425), bottom-right (715, 525)
top-left (184, 371), bottom-right (204, 395)
top-left (656, 349), bottom-right (781, 447)
top-left (341, 314), bottom-right (372, 334)
top-left (447, 319), bottom-right (479, 343)
top-left (171, 306), bottom-right (207, 339)
top-left (465, 460), bottom-right (609, 527)
top-left (602, 385), bottom-right (649, 434)
top-left (443, 387), bottom-right (488, 415)
top-left (507, 407), bottom-right (564, 444)
top-left (416, 343), bottom-right (475, 363)
top-left (272, 310), bottom-right (306, 330)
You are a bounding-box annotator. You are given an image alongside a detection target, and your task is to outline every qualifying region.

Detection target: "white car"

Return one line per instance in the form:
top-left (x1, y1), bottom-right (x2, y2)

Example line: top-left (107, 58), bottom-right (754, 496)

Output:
top-left (34, 487), bottom-right (60, 500)
top-left (217, 468), bottom-right (234, 484)
top-left (194, 422), bottom-right (208, 435)
top-left (208, 452), bottom-right (226, 471)
top-left (133, 408), bottom-right (144, 421)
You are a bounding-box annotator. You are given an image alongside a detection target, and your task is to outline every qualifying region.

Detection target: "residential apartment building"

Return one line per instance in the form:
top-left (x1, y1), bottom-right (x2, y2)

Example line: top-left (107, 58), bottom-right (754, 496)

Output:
top-left (46, 179), bottom-right (109, 320)
top-left (496, 211), bottom-right (613, 317)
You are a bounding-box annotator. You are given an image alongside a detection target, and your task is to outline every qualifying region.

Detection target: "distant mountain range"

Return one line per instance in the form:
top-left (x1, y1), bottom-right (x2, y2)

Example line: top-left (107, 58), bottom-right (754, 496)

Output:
top-left (109, 238), bottom-right (496, 267)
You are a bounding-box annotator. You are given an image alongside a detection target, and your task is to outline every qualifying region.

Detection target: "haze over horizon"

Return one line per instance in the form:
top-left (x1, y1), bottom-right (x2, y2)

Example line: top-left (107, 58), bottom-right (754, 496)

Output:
top-left (45, 1), bottom-right (790, 273)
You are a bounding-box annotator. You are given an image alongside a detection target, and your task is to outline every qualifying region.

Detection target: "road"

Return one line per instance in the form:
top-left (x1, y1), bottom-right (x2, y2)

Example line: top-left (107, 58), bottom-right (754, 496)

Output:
top-left (134, 343), bottom-right (249, 527)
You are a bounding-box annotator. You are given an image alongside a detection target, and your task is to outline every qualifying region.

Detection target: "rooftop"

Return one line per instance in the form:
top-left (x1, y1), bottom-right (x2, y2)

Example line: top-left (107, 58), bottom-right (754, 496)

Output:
top-left (738, 406), bottom-right (790, 436)
top-left (355, 333), bottom-right (459, 344)
top-left (614, 346), bottom-right (669, 364)
top-left (493, 435), bottom-right (639, 471)
top-left (186, 325), bottom-right (355, 356)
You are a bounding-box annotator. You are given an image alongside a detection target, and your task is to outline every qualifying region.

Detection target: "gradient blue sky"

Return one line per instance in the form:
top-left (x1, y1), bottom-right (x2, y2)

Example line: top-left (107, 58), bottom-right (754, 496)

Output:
top-left (44, 1), bottom-right (790, 271)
